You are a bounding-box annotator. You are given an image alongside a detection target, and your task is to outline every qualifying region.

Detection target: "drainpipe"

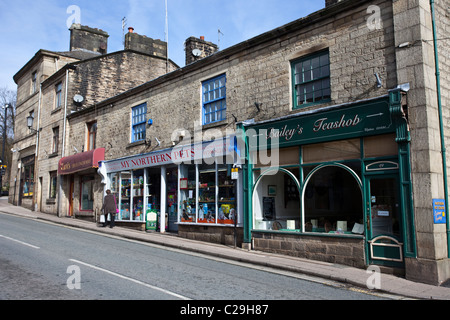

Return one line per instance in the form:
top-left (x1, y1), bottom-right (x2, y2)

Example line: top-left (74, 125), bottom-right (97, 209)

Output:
top-left (430, 0), bottom-right (450, 258)
top-left (33, 83), bottom-right (42, 211)
top-left (57, 65), bottom-right (76, 217)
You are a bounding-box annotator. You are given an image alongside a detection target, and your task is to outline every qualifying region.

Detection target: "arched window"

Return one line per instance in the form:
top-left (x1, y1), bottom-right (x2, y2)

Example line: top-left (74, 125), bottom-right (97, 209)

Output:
top-left (303, 165), bottom-right (363, 234)
top-left (253, 168), bottom-right (301, 231)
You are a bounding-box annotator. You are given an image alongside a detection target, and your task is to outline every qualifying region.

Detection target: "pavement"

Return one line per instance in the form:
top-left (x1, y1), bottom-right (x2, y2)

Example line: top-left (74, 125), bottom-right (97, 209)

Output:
top-left (1, 199), bottom-right (450, 300)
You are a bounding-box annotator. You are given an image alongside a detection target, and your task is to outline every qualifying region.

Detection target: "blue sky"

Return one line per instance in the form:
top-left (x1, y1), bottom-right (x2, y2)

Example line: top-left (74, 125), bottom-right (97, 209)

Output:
top-left (0, 0), bottom-right (324, 92)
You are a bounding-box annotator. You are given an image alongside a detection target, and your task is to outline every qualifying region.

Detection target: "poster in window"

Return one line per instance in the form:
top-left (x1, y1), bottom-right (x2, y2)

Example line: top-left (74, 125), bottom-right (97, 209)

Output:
top-left (263, 197), bottom-right (276, 221)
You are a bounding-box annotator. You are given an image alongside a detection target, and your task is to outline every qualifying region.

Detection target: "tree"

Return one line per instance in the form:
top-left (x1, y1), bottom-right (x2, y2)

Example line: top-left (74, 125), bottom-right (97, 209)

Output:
top-left (0, 86), bottom-right (17, 191)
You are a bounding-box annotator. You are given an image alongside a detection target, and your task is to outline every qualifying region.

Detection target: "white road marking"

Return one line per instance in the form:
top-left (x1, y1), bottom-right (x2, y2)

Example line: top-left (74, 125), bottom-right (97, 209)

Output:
top-left (69, 258), bottom-right (190, 300)
top-left (0, 234), bottom-right (40, 249)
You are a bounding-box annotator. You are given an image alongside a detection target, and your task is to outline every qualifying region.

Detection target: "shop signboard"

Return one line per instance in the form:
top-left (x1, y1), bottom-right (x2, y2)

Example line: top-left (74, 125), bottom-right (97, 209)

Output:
top-left (246, 97), bottom-right (393, 151)
top-left (101, 136), bottom-right (237, 173)
top-left (433, 199), bottom-right (446, 224)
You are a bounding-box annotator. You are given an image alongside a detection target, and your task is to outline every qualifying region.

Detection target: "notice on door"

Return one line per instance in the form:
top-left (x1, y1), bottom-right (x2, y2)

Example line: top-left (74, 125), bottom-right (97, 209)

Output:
top-left (433, 199), bottom-right (446, 224)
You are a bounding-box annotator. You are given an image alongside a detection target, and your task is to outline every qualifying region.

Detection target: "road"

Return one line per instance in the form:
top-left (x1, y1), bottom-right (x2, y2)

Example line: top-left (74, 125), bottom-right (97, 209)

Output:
top-left (0, 212), bottom-right (394, 304)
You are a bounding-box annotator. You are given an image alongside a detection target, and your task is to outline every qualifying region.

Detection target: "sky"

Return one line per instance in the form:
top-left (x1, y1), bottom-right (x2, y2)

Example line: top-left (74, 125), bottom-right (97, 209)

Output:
top-left (0, 0), bottom-right (324, 92)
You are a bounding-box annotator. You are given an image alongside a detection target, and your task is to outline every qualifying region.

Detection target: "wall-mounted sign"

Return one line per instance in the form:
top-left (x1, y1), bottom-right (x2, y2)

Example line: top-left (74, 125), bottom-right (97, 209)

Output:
top-left (433, 199), bottom-right (446, 224)
top-left (246, 97), bottom-right (393, 151)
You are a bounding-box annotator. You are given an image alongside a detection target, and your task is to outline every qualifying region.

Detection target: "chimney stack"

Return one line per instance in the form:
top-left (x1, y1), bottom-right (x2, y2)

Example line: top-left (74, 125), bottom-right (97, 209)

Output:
top-left (184, 36), bottom-right (218, 65)
top-left (69, 24), bottom-right (109, 54)
top-left (124, 28), bottom-right (167, 58)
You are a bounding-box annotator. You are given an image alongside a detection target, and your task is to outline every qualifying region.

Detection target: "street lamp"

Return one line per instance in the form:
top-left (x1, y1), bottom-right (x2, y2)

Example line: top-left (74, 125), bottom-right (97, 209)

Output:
top-left (26, 114), bottom-right (39, 133)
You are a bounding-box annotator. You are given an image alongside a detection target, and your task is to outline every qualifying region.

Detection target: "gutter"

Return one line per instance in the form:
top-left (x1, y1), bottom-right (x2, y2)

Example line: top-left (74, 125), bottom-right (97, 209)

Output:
top-left (430, 0), bottom-right (449, 258)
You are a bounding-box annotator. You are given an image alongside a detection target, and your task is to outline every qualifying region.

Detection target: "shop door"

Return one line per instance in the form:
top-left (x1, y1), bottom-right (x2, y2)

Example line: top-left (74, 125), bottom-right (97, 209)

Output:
top-left (166, 167), bottom-right (178, 232)
top-left (366, 175), bottom-right (404, 267)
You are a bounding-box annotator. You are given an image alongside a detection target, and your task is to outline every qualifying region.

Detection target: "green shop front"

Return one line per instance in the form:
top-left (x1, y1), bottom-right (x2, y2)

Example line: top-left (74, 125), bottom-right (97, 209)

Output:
top-left (241, 90), bottom-right (416, 270)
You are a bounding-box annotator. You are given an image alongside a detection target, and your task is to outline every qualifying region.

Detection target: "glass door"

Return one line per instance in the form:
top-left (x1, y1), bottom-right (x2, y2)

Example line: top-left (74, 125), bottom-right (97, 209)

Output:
top-left (366, 175), bottom-right (404, 266)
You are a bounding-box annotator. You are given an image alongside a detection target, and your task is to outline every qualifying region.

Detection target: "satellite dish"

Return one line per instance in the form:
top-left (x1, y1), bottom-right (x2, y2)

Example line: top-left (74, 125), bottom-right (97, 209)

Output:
top-left (192, 49), bottom-right (202, 57)
top-left (73, 94), bottom-right (84, 104)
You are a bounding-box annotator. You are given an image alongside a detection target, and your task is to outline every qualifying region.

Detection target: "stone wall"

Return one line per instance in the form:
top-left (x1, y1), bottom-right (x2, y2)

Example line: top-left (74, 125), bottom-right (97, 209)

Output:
top-left (252, 231), bottom-right (366, 268)
top-left (178, 224), bottom-right (243, 247)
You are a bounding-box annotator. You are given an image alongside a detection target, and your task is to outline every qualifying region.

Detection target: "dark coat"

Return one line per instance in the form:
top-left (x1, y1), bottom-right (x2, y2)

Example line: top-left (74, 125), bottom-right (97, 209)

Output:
top-left (102, 194), bottom-right (117, 215)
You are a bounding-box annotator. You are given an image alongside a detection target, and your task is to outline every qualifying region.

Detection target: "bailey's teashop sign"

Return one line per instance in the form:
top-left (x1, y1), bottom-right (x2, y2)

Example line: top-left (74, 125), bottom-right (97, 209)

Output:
top-left (247, 97), bottom-right (393, 150)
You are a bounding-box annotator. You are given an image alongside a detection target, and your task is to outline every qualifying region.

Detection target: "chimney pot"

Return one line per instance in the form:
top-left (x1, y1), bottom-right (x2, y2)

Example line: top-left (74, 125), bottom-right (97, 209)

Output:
top-left (128, 27), bottom-right (134, 33)
top-left (200, 36), bottom-right (205, 41)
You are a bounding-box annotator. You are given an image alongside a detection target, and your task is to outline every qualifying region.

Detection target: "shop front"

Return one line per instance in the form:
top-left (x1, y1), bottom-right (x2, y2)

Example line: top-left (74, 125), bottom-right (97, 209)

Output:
top-left (98, 137), bottom-right (243, 243)
top-left (242, 89), bottom-right (416, 269)
top-left (58, 148), bottom-right (105, 218)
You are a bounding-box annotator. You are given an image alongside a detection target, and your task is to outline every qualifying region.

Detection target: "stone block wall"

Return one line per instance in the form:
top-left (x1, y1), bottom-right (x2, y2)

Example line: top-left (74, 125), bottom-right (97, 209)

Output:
top-left (178, 224), bottom-right (243, 247)
top-left (252, 231), bottom-right (366, 268)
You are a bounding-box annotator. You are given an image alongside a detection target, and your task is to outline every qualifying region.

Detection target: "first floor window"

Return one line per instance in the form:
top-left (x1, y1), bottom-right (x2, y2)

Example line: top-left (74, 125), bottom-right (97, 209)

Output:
top-left (202, 74), bottom-right (226, 125)
top-left (131, 103), bottom-right (147, 143)
top-left (87, 122), bottom-right (97, 151)
top-left (52, 127), bottom-right (59, 154)
top-left (80, 175), bottom-right (95, 210)
top-left (55, 82), bottom-right (63, 109)
top-left (49, 171), bottom-right (57, 198)
top-left (292, 50), bottom-right (331, 108)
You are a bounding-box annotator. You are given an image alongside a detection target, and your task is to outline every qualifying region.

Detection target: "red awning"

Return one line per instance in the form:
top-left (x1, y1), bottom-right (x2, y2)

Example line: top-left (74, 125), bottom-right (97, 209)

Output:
top-left (58, 148), bottom-right (105, 175)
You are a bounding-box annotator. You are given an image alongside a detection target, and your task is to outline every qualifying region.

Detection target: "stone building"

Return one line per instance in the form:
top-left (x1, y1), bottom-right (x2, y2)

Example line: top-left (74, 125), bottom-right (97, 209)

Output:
top-left (10, 0), bottom-right (450, 286)
top-left (10, 24), bottom-right (178, 213)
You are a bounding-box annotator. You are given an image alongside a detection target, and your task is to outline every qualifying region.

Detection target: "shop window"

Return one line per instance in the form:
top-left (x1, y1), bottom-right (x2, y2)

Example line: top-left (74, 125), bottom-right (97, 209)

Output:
top-left (132, 169), bottom-right (145, 221)
top-left (364, 134), bottom-right (397, 158)
top-left (87, 122), bottom-right (97, 151)
top-left (198, 164), bottom-right (216, 223)
top-left (22, 160), bottom-right (34, 197)
top-left (49, 171), bottom-right (57, 199)
top-left (80, 175), bottom-right (94, 211)
top-left (217, 164), bottom-right (236, 224)
top-left (180, 165), bottom-right (197, 223)
top-left (303, 165), bottom-right (363, 234)
top-left (252, 147), bottom-right (299, 168)
top-left (302, 139), bottom-right (360, 164)
top-left (131, 103), bottom-right (147, 143)
top-left (253, 169), bottom-right (300, 231)
top-left (113, 170), bottom-right (148, 222)
top-left (292, 50), bottom-right (331, 108)
top-left (55, 82), bottom-right (63, 110)
top-left (119, 171), bottom-right (132, 220)
top-left (202, 74), bottom-right (226, 125)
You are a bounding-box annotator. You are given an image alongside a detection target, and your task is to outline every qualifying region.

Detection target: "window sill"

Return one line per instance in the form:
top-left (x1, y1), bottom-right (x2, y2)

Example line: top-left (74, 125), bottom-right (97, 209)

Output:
top-left (293, 99), bottom-right (331, 110)
top-left (46, 198), bottom-right (56, 205)
top-left (126, 140), bottom-right (146, 149)
top-left (48, 152), bottom-right (59, 158)
top-left (202, 119), bottom-right (228, 130)
top-left (51, 107), bottom-right (62, 115)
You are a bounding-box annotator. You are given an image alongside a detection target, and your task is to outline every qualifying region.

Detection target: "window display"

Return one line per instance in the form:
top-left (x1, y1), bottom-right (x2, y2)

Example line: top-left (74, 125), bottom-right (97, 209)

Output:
top-left (218, 165), bottom-right (236, 224)
top-left (132, 169), bottom-right (145, 221)
top-left (80, 175), bottom-right (94, 210)
top-left (198, 164), bottom-right (216, 223)
top-left (107, 162), bottom-right (238, 227)
top-left (120, 172), bottom-right (131, 220)
top-left (180, 165), bottom-right (196, 223)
